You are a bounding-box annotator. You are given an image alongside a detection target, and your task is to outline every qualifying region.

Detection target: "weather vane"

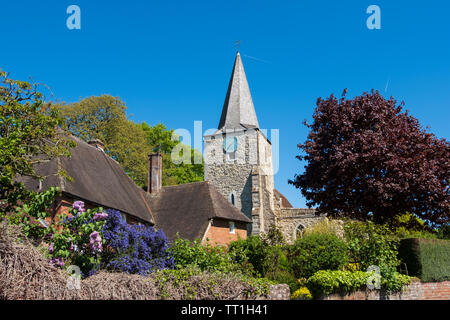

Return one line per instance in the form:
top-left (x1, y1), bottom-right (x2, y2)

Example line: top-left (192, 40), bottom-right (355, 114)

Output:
top-left (235, 40), bottom-right (241, 52)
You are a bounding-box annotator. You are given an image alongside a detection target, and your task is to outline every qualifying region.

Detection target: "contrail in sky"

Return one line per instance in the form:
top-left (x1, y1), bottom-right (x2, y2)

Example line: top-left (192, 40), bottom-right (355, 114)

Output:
top-left (242, 53), bottom-right (271, 64)
top-left (385, 77), bottom-right (390, 93)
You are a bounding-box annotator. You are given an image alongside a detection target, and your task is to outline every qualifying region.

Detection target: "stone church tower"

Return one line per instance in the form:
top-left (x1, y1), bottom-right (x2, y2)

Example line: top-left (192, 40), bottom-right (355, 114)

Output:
top-left (203, 51), bottom-right (277, 235)
top-left (204, 51), bottom-right (321, 240)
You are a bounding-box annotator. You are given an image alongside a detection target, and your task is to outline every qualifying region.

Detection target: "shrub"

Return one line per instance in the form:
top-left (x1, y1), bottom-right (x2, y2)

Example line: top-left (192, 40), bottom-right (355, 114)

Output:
top-left (388, 213), bottom-right (438, 239)
top-left (49, 201), bottom-right (108, 276)
top-left (398, 238), bottom-right (450, 282)
top-left (303, 217), bottom-right (344, 238)
top-left (306, 270), bottom-right (370, 297)
top-left (261, 225), bottom-right (286, 246)
top-left (171, 237), bottom-right (242, 274)
top-left (3, 187), bottom-right (60, 240)
top-left (267, 269), bottom-right (300, 294)
top-left (305, 270), bottom-right (411, 298)
top-left (288, 233), bottom-right (348, 279)
top-left (228, 236), bottom-right (272, 277)
top-left (344, 220), bottom-right (400, 273)
top-left (49, 204), bottom-right (174, 277)
top-left (101, 209), bottom-right (175, 276)
top-left (437, 224), bottom-right (450, 240)
top-left (291, 287), bottom-right (312, 300)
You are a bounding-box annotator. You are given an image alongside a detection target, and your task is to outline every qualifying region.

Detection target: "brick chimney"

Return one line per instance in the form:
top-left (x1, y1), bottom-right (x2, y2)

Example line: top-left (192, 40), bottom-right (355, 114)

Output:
top-left (148, 153), bottom-right (162, 194)
top-left (88, 139), bottom-right (105, 152)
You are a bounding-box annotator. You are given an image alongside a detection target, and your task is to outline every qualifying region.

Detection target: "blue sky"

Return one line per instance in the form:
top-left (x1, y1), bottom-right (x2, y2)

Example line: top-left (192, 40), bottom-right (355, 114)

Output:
top-left (1, 0), bottom-right (449, 208)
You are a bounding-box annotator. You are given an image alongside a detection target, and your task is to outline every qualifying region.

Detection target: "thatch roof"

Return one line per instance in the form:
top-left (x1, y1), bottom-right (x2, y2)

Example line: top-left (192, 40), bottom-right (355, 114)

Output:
top-left (17, 135), bottom-right (153, 224)
top-left (146, 181), bottom-right (251, 241)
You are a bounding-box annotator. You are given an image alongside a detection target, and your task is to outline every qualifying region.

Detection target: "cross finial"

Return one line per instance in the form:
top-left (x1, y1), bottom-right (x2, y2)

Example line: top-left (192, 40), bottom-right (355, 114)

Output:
top-left (235, 40), bottom-right (241, 52)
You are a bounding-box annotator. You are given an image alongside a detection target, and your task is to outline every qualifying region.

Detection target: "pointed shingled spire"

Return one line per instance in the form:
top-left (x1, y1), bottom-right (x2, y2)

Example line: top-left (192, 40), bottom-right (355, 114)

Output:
top-left (218, 52), bottom-right (259, 131)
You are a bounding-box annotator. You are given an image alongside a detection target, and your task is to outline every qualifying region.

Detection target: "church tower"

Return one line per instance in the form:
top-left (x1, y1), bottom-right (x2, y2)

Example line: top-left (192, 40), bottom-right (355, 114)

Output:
top-left (204, 52), bottom-right (276, 235)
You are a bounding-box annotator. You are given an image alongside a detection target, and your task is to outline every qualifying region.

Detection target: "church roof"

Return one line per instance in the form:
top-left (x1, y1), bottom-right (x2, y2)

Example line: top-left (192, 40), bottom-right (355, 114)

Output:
top-left (145, 181), bottom-right (251, 241)
top-left (217, 52), bottom-right (260, 131)
top-left (17, 135), bottom-right (154, 224)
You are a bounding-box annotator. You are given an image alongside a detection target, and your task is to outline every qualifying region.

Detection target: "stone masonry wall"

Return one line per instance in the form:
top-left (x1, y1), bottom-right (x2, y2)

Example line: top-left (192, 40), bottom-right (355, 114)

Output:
top-left (275, 208), bottom-right (323, 244)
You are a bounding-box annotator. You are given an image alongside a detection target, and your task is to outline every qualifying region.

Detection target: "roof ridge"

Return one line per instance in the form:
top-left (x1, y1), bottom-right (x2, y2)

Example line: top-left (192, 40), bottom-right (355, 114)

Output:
top-left (162, 180), bottom-right (208, 189)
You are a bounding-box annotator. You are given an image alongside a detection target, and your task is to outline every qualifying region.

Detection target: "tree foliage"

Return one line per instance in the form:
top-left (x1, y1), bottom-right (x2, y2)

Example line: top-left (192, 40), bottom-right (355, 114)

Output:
top-left (289, 90), bottom-right (449, 226)
top-left (139, 122), bottom-right (204, 186)
top-left (58, 95), bottom-right (149, 186)
top-left (0, 69), bottom-right (73, 210)
top-left (58, 95), bottom-right (203, 187)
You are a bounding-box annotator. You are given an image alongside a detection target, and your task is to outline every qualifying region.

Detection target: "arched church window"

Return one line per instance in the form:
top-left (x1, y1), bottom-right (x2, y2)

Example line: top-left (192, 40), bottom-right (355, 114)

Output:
top-left (229, 192), bottom-right (236, 206)
top-left (295, 223), bottom-right (305, 240)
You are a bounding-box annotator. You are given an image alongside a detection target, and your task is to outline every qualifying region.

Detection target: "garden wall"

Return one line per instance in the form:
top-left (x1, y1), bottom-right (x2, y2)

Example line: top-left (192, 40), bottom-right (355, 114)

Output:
top-left (320, 279), bottom-right (450, 300)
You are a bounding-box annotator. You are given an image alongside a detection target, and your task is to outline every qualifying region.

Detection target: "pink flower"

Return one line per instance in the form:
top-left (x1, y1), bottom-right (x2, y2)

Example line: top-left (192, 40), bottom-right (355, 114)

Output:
top-left (93, 212), bottom-right (108, 221)
top-left (48, 244), bottom-right (54, 253)
top-left (73, 201), bottom-right (85, 212)
top-left (89, 231), bottom-right (102, 252)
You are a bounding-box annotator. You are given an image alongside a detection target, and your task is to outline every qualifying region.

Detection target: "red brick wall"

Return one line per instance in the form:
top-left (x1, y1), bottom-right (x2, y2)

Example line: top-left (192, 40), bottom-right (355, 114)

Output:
top-left (421, 281), bottom-right (450, 300)
top-left (321, 279), bottom-right (450, 300)
top-left (202, 219), bottom-right (247, 246)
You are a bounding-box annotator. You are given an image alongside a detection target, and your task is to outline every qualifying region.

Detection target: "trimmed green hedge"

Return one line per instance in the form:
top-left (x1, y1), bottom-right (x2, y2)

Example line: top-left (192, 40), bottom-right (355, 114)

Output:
top-left (398, 238), bottom-right (450, 282)
top-left (305, 270), bottom-right (411, 298)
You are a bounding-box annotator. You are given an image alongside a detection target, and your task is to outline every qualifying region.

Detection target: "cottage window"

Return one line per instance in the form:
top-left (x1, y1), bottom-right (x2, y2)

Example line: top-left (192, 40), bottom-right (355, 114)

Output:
top-left (121, 213), bottom-right (127, 223)
top-left (229, 221), bottom-right (235, 234)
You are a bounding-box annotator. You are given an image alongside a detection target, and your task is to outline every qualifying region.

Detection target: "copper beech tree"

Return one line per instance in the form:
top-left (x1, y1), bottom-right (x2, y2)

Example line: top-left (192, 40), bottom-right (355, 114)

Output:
top-left (289, 90), bottom-right (449, 227)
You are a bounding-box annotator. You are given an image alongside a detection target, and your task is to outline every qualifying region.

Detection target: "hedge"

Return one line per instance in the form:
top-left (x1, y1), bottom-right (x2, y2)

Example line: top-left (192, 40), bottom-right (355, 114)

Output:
top-left (305, 270), bottom-right (411, 298)
top-left (398, 238), bottom-right (450, 282)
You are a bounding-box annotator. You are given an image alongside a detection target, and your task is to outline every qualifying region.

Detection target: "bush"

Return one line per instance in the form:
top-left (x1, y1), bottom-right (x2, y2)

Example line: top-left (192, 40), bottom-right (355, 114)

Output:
top-left (49, 203), bottom-right (174, 277)
top-left (266, 269), bottom-right (300, 294)
top-left (228, 236), bottom-right (272, 277)
top-left (49, 201), bottom-right (109, 276)
top-left (305, 270), bottom-right (411, 298)
top-left (171, 237), bottom-right (243, 274)
top-left (306, 270), bottom-right (370, 297)
top-left (291, 287), bottom-right (312, 300)
top-left (288, 233), bottom-right (348, 279)
top-left (101, 209), bottom-right (175, 276)
top-left (437, 224), bottom-right (450, 240)
top-left (398, 238), bottom-right (450, 282)
top-left (344, 221), bottom-right (400, 272)
top-left (303, 218), bottom-right (344, 238)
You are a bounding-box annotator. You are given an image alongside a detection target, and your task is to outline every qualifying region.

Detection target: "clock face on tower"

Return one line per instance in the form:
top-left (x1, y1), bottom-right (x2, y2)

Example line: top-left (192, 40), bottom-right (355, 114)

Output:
top-left (223, 136), bottom-right (238, 153)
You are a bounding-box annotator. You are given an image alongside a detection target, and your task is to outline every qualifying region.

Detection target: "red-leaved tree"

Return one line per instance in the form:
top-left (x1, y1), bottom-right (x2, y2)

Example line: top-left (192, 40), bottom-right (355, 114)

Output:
top-left (289, 89), bottom-right (449, 227)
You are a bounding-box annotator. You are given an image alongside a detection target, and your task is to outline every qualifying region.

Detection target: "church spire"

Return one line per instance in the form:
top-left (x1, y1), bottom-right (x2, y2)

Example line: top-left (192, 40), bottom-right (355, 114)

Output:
top-left (218, 52), bottom-right (259, 131)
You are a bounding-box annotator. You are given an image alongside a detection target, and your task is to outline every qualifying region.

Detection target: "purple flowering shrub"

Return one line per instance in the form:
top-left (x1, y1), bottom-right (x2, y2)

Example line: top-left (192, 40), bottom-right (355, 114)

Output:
top-left (101, 209), bottom-right (175, 275)
top-left (48, 201), bottom-right (108, 277)
top-left (48, 202), bottom-right (174, 277)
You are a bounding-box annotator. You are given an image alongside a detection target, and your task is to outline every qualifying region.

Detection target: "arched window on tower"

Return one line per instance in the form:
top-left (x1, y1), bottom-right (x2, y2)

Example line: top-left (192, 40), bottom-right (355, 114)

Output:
top-left (229, 192), bottom-right (236, 206)
top-left (294, 223), bottom-right (305, 240)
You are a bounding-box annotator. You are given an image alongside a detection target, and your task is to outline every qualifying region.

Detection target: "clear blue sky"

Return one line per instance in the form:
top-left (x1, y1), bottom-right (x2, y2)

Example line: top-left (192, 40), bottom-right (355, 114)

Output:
top-left (1, 0), bottom-right (449, 208)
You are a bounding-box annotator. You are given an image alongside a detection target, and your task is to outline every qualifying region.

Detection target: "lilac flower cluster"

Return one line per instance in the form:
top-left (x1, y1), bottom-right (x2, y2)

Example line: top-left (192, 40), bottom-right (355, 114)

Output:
top-left (49, 257), bottom-right (65, 267)
top-left (93, 211), bottom-right (108, 221)
top-left (89, 231), bottom-right (102, 252)
top-left (73, 201), bottom-right (85, 212)
top-left (101, 209), bottom-right (175, 275)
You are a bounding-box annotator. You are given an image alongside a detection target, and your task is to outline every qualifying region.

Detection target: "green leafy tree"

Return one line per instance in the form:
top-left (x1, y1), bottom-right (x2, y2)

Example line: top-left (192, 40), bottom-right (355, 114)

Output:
top-left (138, 122), bottom-right (204, 186)
top-left (58, 95), bottom-right (151, 186)
top-left (0, 69), bottom-right (74, 240)
top-left (0, 69), bottom-right (73, 208)
top-left (59, 96), bottom-right (203, 187)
